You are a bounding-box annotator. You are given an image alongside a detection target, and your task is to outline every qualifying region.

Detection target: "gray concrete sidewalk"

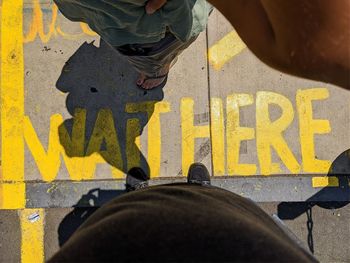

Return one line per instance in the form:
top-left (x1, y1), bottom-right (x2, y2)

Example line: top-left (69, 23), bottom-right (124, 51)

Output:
top-left (0, 2), bottom-right (349, 263)
top-left (17, 3), bottom-right (350, 205)
top-left (17, 4), bottom-right (350, 183)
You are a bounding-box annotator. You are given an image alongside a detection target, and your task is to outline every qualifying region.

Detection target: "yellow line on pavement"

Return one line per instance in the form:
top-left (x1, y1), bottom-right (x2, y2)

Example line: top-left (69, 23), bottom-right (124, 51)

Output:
top-left (0, 0), bottom-right (25, 209)
top-left (0, 166), bottom-right (2, 208)
top-left (20, 209), bottom-right (45, 263)
top-left (208, 31), bottom-right (246, 70)
top-left (312, 176), bottom-right (339, 188)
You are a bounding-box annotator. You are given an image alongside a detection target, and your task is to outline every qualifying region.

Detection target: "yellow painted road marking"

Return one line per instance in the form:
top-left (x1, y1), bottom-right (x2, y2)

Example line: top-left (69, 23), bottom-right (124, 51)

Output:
top-left (312, 177), bottom-right (339, 188)
top-left (208, 31), bottom-right (246, 70)
top-left (24, 1), bottom-right (97, 43)
top-left (20, 209), bottom-right (45, 263)
top-left (126, 118), bottom-right (141, 170)
top-left (1, 0), bottom-right (25, 209)
top-left (210, 98), bottom-right (225, 175)
top-left (256, 92), bottom-right (300, 175)
top-left (297, 89), bottom-right (331, 173)
top-left (147, 102), bottom-right (171, 177)
top-left (181, 98), bottom-right (210, 176)
top-left (126, 102), bottom-right (171, 178)
top-left (227, 94), bottom-right (256, 176)
top-left (0, 163), bottom-right (2, 209)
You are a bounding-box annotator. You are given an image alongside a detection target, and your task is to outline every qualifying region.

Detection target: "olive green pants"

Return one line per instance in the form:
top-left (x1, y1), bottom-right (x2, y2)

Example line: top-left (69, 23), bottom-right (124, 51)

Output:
top-left (115, 32), bottom-right (199, 78)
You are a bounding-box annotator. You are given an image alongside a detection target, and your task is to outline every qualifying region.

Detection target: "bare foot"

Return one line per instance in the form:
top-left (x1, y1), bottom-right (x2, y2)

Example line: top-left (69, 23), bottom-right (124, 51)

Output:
top-left (136, 72), bottom-right (167, 90)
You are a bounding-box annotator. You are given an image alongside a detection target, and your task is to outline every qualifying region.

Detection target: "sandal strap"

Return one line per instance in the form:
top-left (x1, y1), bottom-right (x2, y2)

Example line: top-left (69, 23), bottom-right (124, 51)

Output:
top-left (144, 73), bottom-right (168, 81)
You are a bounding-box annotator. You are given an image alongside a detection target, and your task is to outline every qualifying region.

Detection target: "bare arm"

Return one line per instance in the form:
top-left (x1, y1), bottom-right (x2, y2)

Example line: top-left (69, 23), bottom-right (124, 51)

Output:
top-left (209, 0), bottom-right (350, 89)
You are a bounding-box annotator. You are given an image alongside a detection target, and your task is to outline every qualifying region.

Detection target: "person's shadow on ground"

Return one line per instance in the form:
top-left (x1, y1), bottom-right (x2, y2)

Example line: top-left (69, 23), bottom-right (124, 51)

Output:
top-left (58, 188), bottom-right (125, 247)
top-left (278, 149), bottom-right (350, 220)
top-left (56, 40), bottom-right (165, 177)
top-left (277, 149), bottom-right (350, 254)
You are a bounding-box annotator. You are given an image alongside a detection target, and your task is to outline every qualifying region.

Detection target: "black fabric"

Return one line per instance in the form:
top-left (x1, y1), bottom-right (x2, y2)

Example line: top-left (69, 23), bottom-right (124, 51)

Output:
top-left (116, 31), bottom-right (178, 57)
top-left (49, 184), bottom-right (317, 262)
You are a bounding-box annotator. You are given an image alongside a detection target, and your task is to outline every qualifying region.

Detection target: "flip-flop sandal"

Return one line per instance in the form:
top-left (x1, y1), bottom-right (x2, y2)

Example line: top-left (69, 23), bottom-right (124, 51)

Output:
top-left (137, 74), bottom-right (168, 90)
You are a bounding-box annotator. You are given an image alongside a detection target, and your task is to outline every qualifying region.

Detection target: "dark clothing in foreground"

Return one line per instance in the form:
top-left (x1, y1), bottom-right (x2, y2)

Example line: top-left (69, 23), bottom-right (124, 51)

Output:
top-left (49, 184), bottom-right (316, 262)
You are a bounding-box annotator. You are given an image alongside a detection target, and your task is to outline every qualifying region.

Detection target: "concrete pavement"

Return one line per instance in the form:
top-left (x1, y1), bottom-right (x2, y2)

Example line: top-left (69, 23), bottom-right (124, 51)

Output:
top-left (0, 2), bottom-right (349, 262)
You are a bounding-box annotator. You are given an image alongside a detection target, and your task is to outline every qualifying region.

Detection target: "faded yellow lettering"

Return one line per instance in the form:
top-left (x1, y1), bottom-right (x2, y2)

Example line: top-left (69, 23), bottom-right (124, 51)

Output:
top-left (24, 0), bottom-right (58, 43)
top-left (24, 1), bottom-right (86, 43)
top-left (80, 23), bottom-right (97, 36)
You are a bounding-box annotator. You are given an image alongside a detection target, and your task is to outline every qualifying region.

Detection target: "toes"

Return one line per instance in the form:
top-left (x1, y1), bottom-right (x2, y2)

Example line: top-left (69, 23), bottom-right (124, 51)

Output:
top-left (140, 76), bottom-right (166, 90)
top-left (142, 82), bottom-right (152, 90)
top-left (136, 74), bottom-right (146, 86)
top-left (137, 78), bottom-right (144, 86)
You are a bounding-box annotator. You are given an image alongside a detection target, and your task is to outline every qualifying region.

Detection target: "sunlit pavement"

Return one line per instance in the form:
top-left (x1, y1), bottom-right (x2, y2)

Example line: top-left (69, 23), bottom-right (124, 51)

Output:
top-left (0, 2), bottom-right (349, 262)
